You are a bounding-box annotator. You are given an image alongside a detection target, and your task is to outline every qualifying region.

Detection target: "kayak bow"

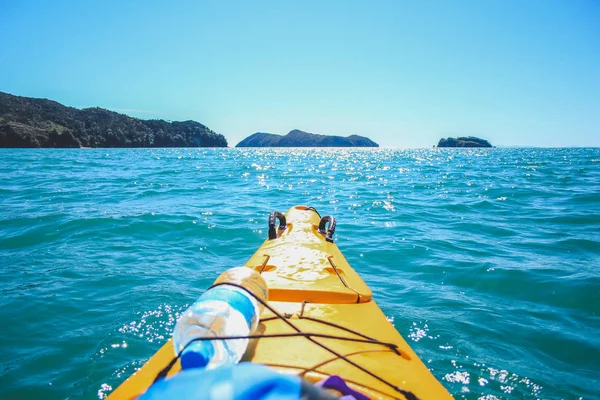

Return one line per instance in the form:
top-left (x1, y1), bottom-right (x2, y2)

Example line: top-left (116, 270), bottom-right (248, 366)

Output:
top-left (108, 206), bottom-right (451, 399)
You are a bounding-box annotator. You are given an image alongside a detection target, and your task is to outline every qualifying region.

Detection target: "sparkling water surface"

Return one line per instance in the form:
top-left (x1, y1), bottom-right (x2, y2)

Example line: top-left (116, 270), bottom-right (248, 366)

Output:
top-left (1, 148), bottom-right (599, 399)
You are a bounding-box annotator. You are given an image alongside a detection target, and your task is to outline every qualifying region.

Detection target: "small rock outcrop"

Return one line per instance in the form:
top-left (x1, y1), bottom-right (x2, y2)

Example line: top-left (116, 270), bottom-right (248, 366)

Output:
top-left (437, 136), bottom-right (492, 148)
top-left (0, 91), bottom-right (228, 148)
top-left (236, 129), bottom-right (379, 147)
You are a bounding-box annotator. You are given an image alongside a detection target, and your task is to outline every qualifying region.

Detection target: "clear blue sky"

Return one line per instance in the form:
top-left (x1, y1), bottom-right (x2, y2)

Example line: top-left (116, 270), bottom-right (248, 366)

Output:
top-left (1, 0), bottom-right (598, 147)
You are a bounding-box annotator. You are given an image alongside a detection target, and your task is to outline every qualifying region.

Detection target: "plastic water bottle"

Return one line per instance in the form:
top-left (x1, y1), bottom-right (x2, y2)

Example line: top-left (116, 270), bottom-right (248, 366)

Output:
top-left (172, 267), bottom-right (268, 370)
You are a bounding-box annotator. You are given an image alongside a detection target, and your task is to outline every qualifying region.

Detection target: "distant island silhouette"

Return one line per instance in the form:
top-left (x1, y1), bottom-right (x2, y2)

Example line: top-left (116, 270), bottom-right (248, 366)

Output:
top-left (236, 129), bottom-right (379, 147)
top-left (437, 136), bottom-right (492, 148)
top-left (0, 91), bottom-right (227, 148)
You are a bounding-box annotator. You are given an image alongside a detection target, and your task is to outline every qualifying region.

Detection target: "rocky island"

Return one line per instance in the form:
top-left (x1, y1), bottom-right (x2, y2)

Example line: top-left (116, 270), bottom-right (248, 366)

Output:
top-left (437, 136), bottom-right (492, 148)
top-left (236, 129), bottom-right (379, 147)
top-left (0, 91), bottom-right (227, 148)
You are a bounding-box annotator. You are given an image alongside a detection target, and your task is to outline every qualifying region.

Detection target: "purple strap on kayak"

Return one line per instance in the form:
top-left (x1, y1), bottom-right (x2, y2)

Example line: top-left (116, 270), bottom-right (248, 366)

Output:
top-left (316, 375), bottom-right (370, 400)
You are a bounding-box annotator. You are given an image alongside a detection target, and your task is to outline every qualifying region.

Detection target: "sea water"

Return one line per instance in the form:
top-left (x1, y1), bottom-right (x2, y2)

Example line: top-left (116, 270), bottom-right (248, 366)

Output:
top-left (0, 148), bottom-right (598, 399)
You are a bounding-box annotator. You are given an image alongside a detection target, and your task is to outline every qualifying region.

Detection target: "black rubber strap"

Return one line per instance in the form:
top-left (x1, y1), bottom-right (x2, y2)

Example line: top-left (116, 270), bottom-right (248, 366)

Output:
top-left (268, 211), bottom-right (286, 240)
top-left (318, 215), bottom-right (336, 243)
top-left (306, 206), bottom-right (321, 218)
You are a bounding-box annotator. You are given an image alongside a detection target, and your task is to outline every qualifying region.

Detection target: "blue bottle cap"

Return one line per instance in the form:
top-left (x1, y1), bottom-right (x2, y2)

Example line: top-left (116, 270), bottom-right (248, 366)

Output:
top-left (180, 341), bottom-right (215, 370)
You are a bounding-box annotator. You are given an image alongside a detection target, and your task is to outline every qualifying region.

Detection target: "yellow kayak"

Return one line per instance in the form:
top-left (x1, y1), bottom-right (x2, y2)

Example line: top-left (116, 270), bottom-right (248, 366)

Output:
top-left (108, 206), bottom-right (452, 399)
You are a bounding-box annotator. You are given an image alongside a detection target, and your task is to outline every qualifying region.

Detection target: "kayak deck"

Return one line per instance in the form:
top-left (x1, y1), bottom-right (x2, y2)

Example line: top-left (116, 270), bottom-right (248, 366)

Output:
top-left (108, 206), bottom-right (451, 399)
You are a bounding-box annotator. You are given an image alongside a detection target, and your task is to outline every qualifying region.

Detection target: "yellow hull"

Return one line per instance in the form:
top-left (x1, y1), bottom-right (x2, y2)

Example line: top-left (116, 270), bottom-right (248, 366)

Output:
top-left (108, 206), bottom-right (452, 399)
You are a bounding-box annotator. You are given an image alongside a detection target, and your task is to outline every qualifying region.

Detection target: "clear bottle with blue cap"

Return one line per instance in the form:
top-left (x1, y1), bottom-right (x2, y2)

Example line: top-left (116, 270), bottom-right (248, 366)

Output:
top-left (172, 267), bottom-right (268, 369)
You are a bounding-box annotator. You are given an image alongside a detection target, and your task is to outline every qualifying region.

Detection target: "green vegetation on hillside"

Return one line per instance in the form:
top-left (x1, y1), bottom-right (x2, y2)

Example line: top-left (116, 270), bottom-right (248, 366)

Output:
top-left (236, 129), bottom-right (379, 147)
top-left (437, 136), bottom-right (492, 148)
top-left (0, 92), bottom-right (227, 148)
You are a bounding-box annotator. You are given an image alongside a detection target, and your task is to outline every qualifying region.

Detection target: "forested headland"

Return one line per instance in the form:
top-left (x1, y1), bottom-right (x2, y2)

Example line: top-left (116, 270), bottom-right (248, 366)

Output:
top-left (0, 92), bottom-right (227, 148)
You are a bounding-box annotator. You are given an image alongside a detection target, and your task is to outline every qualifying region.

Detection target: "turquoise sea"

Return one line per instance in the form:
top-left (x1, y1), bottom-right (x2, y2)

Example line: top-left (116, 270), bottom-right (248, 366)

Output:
top-left (1, 148), bottom-right (598, 399)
